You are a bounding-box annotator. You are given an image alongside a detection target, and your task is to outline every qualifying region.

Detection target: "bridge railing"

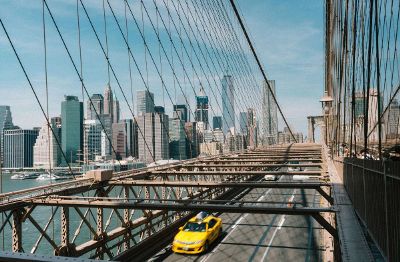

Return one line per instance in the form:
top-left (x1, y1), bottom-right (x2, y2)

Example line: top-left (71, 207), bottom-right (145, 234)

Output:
top-left (335, 157), bottom-right (400, 261)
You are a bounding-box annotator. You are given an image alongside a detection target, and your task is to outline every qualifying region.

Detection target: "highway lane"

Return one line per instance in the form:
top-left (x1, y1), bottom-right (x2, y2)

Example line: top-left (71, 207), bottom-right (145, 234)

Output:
top-left (151, 175), bottom-right (325, 262)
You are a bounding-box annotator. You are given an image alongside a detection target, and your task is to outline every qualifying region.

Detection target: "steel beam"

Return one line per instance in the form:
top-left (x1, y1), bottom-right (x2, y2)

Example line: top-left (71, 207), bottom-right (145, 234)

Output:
top-left (151, 170), bottom-right (323, 175)
top-left (180, 164), bottom-right (322, 169)
top-left (12, 209), bottom-right (23, 252)
top-left (186, 159), bottom-right (323, 164)
top-left (109, 181), bottom-right (331, 189)
top-left (185, 164), bottom-right (322, 168)
top-left (27, 199), bottom-right (334, 215)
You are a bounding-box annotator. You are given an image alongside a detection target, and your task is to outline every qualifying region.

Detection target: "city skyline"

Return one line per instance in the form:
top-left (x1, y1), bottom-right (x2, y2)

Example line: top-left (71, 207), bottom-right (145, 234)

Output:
top-left (0, 0), bottom-right (324, 135)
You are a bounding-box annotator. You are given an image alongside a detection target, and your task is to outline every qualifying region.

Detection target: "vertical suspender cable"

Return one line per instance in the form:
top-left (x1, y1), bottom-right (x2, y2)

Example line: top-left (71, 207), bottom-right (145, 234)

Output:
top-left (364, 0), bottom-right (374, 158)
top-left (374, 0), bottom-right (382, 159)
top-left (228, 0), bottom-right (297, 142)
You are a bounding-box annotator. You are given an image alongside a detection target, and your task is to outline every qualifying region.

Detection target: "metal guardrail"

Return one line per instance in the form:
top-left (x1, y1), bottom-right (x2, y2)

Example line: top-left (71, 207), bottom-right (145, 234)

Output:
top-left (335, 157), bottom-right (400, 261)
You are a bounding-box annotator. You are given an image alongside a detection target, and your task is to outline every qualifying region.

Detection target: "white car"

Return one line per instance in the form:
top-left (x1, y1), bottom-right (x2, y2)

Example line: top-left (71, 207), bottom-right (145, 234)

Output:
top-left (264, 174), bottom-right (277, 181)
top-left (292, 175), bottom-right (310, 181)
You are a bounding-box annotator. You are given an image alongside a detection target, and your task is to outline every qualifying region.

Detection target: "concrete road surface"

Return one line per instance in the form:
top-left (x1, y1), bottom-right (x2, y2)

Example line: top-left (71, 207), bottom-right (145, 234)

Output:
top-left (151, 176), bottom-right (325, 262)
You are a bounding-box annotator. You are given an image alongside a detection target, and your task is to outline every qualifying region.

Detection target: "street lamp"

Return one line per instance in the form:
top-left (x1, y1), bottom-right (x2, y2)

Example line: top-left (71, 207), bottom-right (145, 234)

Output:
top-left (320, 91), bottom-right (333, 148)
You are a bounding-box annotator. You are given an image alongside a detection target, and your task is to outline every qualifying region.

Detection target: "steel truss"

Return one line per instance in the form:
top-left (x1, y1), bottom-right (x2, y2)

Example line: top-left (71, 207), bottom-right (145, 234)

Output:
top-left (0, 144), bottom-right (335, 260)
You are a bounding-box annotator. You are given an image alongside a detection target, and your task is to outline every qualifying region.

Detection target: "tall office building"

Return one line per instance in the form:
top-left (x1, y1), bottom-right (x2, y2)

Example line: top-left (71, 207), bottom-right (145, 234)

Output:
top-left (247, 108), bottom-right (257, 149)
top-left (154, 106), bottom-right (165, 114)
top-left (239, 112), bottom-right (247, 134)
top-left (354, 92), bottom-right (365, 118)
top-left (353, 89), bottom-right (383, 143)
top-left (262, 80), bottom-right (278, 145)
top-left (367, 89), bottom-right (383, 142)
top-left (83, 119), bottom-right (102, 163)
top-left (203, 130), bottom-right (214, 143)
top-left (169, 117), bottom-right (187, 160)
top-left (121, 119), bottom-right (138, 158)
top-left (112, 122), bottom-right (126, 160)
top-left (213, 129), bottom-right (225, 144)
top-left (185, 122), bottom-right (198, 158)
top-left (387, 99), bottom-right (400, 139)
top-left (104, 84), bottom-right (114, 122)
top-left (137, 90), bottom-right (155, 115)
top-left (137, 112), bottom-right (169, 163)
top-left (213, 116), bottom-right (222, 130)
top-left (173, 104), bottom-right (188, 123)
top-left (113, 97), bottom-right (120, 123)
top-left (61, 96), bottom-right (83, 164)
top-left (99, 114), bottom-right (112, 157)
top-left (222, 75), bottom-right (235, 134)
top-left (3, 129), bottom-right (39, 168)
top-left (33, 118), bottom-right (62, 168)
top-left (195, 88), bottom-right (209, 129)
top-left (0, 106), bottom-right (14, 161)
top-left (86, 94), bottom-right (104, 120)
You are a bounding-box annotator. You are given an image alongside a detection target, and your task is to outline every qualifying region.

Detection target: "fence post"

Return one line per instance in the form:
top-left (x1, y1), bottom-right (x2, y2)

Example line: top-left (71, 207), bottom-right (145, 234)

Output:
top-left (362, 159), bottom-right (367, 220)
top-left (383, 160), bottom-right (389, 260)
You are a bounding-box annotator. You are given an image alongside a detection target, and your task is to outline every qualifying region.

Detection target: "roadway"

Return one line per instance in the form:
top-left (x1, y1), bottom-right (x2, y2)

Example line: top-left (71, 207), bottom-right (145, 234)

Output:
top-left (151, 175), bottom-right (325, 262)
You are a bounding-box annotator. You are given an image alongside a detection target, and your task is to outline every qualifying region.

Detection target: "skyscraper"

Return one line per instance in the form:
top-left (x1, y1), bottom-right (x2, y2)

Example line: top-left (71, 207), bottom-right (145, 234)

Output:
top-left (86, 94), bottom-right (104, 120)
top-left (137, 112), bottom-right (169, 163)
top-left (213, 116), bottom-right (222, 130)
top-left (173, 104), bottom-right (188, 123)
top-left (239, 112), bottom-right (247, 134)
top-left (104, 84), bottom-right (114, 122)
top-left (169, 117), bottom-right (187, 160)
top-left (262, 80), bottom-right (278, 145)
top-left (222, 75), bottom-right (235, 134)
top-left (112, 122), bottom-right (126, 160)
top-left (387, 99), bottom-right (400, 139)
top-left (61, 96), bottom-right (83, 164)
top-left (185, 122), bottom-right (198, 158)
top-left (137, 90), bottom-right (155, 115)
top-left (154, 106), bottom-right (165, 114)
top-left (33, 118), bottom-right (61, 168)
top-left (3, 129), bottom-right (39, 168)
top-left (247, 108), bottom-right (257, 149)
top-left (195, 88), bottom-right (209, 129)
top-left (113, 97), bottom-right (120, 123)
top-left (0, 106), bottom-right (14, 161)
top-left (99, 114), bottom-right (112, 157)
top-left (83, 119), bottom-right (102, 163)
top-left (121, 119), bottom-right (138, 158)
top-left (367, 89), bottom-right (382, 142)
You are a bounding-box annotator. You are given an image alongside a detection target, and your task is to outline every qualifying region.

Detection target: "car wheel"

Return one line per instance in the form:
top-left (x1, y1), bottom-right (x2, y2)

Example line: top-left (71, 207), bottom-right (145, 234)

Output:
top-left (218, 228), bottom-right (222, 237)
top-left (204, 241), bottom-right (209, 253)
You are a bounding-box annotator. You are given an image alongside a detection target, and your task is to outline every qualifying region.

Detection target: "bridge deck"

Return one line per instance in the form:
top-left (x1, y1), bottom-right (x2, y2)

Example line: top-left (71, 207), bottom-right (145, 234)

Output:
top-left (327, 153), bottom-right (374, 262)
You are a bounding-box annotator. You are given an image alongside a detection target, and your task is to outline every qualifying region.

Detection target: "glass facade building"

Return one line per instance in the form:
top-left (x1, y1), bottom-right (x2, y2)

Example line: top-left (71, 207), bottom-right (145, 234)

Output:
top-left (61, 96), bottom-right (83, 164)
top-left (222, 75), bottom-right (235, 134)
top-left (3, 129), bottom-right (39, 168)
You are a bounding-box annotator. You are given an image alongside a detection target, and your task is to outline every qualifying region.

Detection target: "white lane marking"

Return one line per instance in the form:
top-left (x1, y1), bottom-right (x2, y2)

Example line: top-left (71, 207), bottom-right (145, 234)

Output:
top-left (261, 217), bottom-right (282, 261)
top-left (277, 216), bottom-right (285, 230)
top-left (201, 181), bottom-right (279, 262)
top-left (261, 190), bottom-right (296, 261)
top-left (231, 215), bottom-right (246, 229)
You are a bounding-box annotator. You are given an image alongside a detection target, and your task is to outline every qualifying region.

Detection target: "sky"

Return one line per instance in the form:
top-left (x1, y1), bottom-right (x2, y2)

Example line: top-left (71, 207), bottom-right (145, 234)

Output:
top-left (235, 0), bottom-right (324, 135)
top-left (0, 0), bottom-right (324, 137)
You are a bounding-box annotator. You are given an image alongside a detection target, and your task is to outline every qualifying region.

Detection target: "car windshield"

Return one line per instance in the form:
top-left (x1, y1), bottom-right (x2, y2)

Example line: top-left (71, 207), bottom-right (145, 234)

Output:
top-left (183, 222), bottom-right (207, 232)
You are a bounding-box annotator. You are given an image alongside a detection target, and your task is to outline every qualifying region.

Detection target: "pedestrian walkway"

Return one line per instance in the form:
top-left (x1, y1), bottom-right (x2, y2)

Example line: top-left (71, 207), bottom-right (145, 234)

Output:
top-left (327, 157), bottom-right (374, 262)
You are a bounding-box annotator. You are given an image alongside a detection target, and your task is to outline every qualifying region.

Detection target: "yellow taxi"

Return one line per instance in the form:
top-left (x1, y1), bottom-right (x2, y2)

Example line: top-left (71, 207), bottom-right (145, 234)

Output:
top-left (172, 212), bottom-right (222, 254)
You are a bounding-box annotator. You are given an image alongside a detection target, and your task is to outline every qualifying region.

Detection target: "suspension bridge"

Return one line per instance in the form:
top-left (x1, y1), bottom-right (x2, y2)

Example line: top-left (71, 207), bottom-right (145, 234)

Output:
top-left (0, 0), bottom-right (399, 261)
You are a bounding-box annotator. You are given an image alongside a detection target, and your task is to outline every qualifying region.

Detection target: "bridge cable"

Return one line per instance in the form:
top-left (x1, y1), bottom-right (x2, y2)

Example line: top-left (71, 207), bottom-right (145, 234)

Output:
top-left (0, 18), bottom-right (76, 179)
top-left (77, 1), bottom-right (157, 164)
top-left (229, 0), bottom-right (297, 142)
